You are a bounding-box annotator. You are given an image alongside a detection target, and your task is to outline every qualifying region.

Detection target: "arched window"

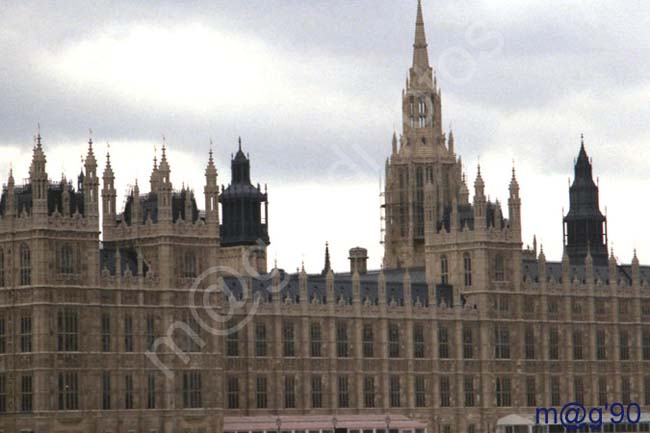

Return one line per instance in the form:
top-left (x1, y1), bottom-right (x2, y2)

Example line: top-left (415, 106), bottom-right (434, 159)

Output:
top-left (60, 245), bottom-right (74, 275)
top-left (440, 255), bottom-right (449, 285)
top-left (0, 248), bottom-right (4, 287)
top-left (183, 251), bottom-right (197, 279)
top-left (494, 254), bottom-right (505, 282)
top-left (463, 253), bottom-right (472, 287)
top-left (20, 243), bottom-right (31, 286)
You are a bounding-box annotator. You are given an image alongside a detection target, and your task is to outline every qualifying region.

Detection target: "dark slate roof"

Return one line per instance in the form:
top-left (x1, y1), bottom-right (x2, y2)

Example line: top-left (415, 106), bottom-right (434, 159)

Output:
top-left (122, 190), bottom-right (199, 225)
top-left (521, 258), bottom-right (650, 285)
top-left (100, 247), bottom-right (149, 276)
top-left (0, 181), bottom-right (85, 217)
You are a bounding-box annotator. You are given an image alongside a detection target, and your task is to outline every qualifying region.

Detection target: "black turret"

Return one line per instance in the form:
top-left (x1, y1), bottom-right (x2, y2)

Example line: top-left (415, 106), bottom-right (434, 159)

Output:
top-left (563, 136), bottom-right (608, 266)
top-left (219, 138), bottom-right (270, 247)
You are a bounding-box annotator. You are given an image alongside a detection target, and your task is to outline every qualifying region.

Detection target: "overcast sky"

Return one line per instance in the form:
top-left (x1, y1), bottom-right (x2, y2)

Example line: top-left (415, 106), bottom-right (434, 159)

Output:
top-left (1, 0), bottom-right (649, 272)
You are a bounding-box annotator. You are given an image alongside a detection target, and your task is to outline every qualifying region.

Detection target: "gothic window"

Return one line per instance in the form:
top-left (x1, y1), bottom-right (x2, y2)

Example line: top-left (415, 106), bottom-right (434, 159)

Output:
top-left (494, 254), bottom-right (505, 281)
top-left (524, 326), bottom-right (535, 360)
top-left (21, 374), bottom-right (32, 413)
top-left (336, 322), bottom-right (349, 357)
top-left (414, 323), bottom-right (425, 358)
top-left (147, 373), bottom-right (156, 409)
top-left (415, 376), bottom-right (426, 407)
top-left (463, 326), bottom-right (474, 359)
top-left (548, 327), bottom-right (559, 360)
top-left (0, 248), bottom-right (4, 287)
top-left (182, 313), bottom-right (201, 353)
top-left (643, 328), bottom-right (650, 360)
top-left (0, 374), bottom-right (5, 414)
top-left (20, 315), bottom-right (32, 353)
top-left (283, 321), bottom-right (295, 357)
top-left (101, 313), bottom-right (111, 352)
top-left (338, 375), bottom-right (349, 408)
top-left (388, 323), bottom-right (400, 358)
top-left (59, 245), bottom-right (74, 275)
top-left (440, 255), bottom-right (449, 284)
top-left (20, 243), bottom-right (31, 286)
top-left (311, 375), bottom-right (322, 408)
top-left (226, 320), bottom-right (239, 357)
top-left (464, 376), bottom-right (475, 407)
top-left (526, 377), bottom-right (536, 407)
top-left (574, 376), bottom-right (584, 403)
top-left (310, 322), bottom-right (322, 357)
top-left (124, 315), bottom-right (134, 352)
top-left (58, 372), bottom-right (79, 410)
top-left (363, 324), bottom-right (374, 358)
top-left (596, 329), bottom-right (607, 360)
top-left (620, 330), bottom-right (630, 360)
top-left (182, 371), bottom-right (202, 408)
top-left (418, 97), bottom-right (427, 128)
top-left (183, 250), bottom-right (197, 279)
top-left (255, 322), bottom-right (267, 357)
top-left (495, 376), bottom-right (511, 407)
top-left (573, 330), bottom-right (584, 360)
top-left (645, 377), bottom-right (650, 406)
top-left (390, 375), bottom-right (401, 407)
top-left (621, 377), bottom-right (631, 405)
top-left (598, 377), bottom-right (607, 406)
top-left (494, 326), bottom-right (510, 359)
top-left (146, 314), bottom-right (155, 351)
top-left (256, 376), bottom-right (268, 409)
top-left (227, 376), bottom-right (239, 409)
top-left (101, 372), bottom-right (111, 410)
top-left (0, 318), bottom-right (4, 353)
top-left (284, 376), bottom-right (296, 409)
top-left (57, 308), bottom-right (79, 352)
top-left (439, 376), bottom-right (450, 407)
top-left (364, 376), bottom-right (375, 408)
top-left (438, 326), bottom-right (450, 359)
top-left (463, 253), bottom-right (472, 287)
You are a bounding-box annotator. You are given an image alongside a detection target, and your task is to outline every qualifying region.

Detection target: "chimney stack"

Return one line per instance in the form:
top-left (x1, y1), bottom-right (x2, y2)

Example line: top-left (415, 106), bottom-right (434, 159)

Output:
top-left (349, 247), bottom-right (368, 275)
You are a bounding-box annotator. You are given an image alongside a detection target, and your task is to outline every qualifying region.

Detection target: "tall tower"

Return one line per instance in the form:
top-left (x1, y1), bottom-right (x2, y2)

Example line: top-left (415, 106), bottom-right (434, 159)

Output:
top-left (383, 0), bottom-right (459, 269)
top-left (563, 136), bottom-right (608, 266)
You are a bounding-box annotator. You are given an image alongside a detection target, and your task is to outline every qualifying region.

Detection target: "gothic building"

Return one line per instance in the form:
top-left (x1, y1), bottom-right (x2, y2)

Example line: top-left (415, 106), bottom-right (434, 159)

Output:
top-left (1, 1), bottom-right (649, 433)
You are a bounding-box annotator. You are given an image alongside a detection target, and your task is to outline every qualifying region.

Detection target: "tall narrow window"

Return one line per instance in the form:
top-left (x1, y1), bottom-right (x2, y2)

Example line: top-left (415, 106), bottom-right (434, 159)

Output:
top-left (495, 326), bottom-right (510, 359)
top-left (182, 371), bottom-right (202, 408)
top-left (463, 326), bottom-right (474, 359)
top-left (0, 374), bottom-right (5, 414)
top-left (20, 315), bottom-right (32, 353)
top-left (551, 376), bottom-right (561, 406)
top-left (226, 376), bottom-right (239, 409)
top-left (59, 245), bottom-right (74, 274)
top-left (620, 330), bottom-right (630, 360)
top-left (124, 315), bottom-right (134, 352)
top-left (364, 376), bottom-right (376, 408)
top-left (0, 318), bottom-right (4, 353)
top-left (310, 322), bottom-right (322, 357)
top-left (338, 376), bottom-right (349, 408)
top-left (390, 375), bottom-right (401, 407)
top-left (58, 372), bottom-right (79, 410)
top-left (145, 314), bottom-right (155, 351)
top-left (643, 329), bottom-right (650, 361)
top-left (183, 250), bottom-right (197, 278)
top-left (598, 377), bottom-right (607, 406)
top-left (255, 322), bottom-right (267, 357)
top-left (363, 324), bottom-right (374, 358)
top-left (125, 374), bottom-right (134, 409)
top-left (596, 329), bottom-right (607, 360)
top-left (57, 308), bottom-right (79, 352)
top-left (388, 323), bottom-right (400, 358)
top-left (439, 326), bottom-right (450, 359)
top-left (463, 253), bottom-right (472, 287)
top-left (415, 375), bottom-right (426, 407)
top-left (573, 330), bottom-right (584, 360)
top-left (256, 376), bottom-right (268, 409)
top-left (496, 376), bottom-right (511, 407)
top-left (182, 313), bottom-right (201, 353)
top-left (21, 374), bottom-right (32, 413)
top-left (20, 243), bottom-right (31, 286)
top-left (524, 326), bottom-right (535, 360)
top-left (101, 313), bottom-right (111, 352)
top-left (548, 327), bottom-right (559, 360)
top-left (574, 376), bottom-right (584, 403)
top-left (414, 323), bottom-right (425, 358)
top-left (0, 248), bottom-right (4, 287)
top-left (283, 321), bottom-right (295, 357)
top-left (440, 376), bottom-right (450, 407)
top-left (101, 372), bottom-right (111, 410)
top-left (526, 376), bottom-right (536, 407)
top-left (621, 377), bottom-right (631, 405)
top-left (440, 255), bottom-right (449, 284)
top-left (284, 376), bottom-right (296, 409)
top-left (337, 322), bottom-right (349, 358)
top-left (147, 373), bottom-right (156, 409)
top-left (494, 254), bottom-right (505, 281)
top-left (645, 377), bottom-right (650, 406)
top-left (311, 375), bottom-right (322, 409)
top-left (226, 321), bottom-right (239, 357)
top-left (464, 376), bottom-right (475, 407)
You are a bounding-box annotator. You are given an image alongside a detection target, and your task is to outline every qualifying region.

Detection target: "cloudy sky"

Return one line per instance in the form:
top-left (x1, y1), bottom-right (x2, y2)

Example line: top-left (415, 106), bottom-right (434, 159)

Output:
top-left (1, 0), bottom-right (649, 271)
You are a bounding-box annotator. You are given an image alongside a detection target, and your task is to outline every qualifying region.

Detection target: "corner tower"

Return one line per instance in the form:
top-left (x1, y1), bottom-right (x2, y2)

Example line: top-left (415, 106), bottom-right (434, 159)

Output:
top-left (383, 0), bottom-right (459, 269)
top-left (563, 136), bottom-right (608, 266)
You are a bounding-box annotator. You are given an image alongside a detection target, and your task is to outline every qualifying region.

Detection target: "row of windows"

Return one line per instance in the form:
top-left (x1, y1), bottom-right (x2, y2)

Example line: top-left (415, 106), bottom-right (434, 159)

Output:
top-left (0, 244), bottom-right (81, 288)
top-left (225, 321), bottom-right (650, 362)
top-left (439, 253), bottom-right (503, 285)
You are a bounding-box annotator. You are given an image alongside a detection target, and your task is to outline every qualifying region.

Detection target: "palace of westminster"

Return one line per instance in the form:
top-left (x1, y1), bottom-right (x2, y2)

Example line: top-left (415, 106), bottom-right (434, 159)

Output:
top-left (1, 1), bottom-right (649, 433)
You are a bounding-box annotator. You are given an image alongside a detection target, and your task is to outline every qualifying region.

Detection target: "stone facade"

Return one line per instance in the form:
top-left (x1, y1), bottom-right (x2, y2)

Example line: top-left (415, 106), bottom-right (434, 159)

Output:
top-left (0, 1), bottom-right (649, 433)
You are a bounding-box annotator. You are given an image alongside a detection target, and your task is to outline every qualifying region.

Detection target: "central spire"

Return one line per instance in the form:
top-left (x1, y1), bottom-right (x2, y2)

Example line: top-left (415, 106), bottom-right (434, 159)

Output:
top-left (412, 0), bottom-right (430, 70)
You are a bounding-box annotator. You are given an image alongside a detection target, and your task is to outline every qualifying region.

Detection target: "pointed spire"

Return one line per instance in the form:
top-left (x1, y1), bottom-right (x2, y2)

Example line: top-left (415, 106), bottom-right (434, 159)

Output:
top-left (392, 132), bottom-right (398, 154)
top-left (448, 128), bottom-right (455, 153)
top-left (321, 242), bottom-right (332, 276)
top-left (412, 0), bottom-right (430, 69)
top-left (8, 165), bottom-right (14, 186)
top-left (474, 164), bottom-right (485, 196)
top-left (238, 136), bottom-right (242, 152)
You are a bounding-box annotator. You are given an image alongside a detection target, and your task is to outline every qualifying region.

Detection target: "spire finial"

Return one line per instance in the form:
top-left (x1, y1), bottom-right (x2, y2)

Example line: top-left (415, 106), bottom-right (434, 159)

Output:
top-left (88, 128), bottom-right (93, 144)
top-left (412, 0), bottom-right (430, 70)
top-left (238, 136), bottom-right (242, 151)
